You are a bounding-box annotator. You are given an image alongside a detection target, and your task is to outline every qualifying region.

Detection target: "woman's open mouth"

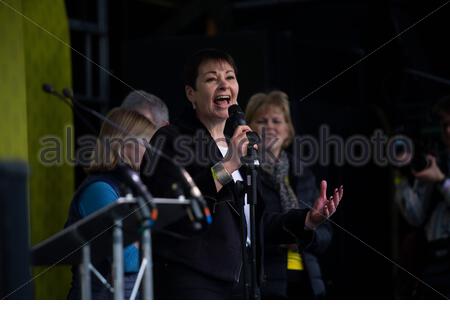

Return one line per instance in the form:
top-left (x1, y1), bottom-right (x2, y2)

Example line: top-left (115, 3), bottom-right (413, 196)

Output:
top-left (213, 95), bottom-right (231, 108)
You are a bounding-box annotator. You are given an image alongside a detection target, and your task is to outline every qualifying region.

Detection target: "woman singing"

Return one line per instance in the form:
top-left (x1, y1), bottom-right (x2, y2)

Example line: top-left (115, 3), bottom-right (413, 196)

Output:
top-left (141, 49), bottom-right (342, 299)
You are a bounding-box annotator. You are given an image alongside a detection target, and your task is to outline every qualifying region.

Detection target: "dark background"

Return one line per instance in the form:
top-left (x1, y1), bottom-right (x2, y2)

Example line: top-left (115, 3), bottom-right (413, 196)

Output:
top-left (65, 0), bottom-right (450, 299)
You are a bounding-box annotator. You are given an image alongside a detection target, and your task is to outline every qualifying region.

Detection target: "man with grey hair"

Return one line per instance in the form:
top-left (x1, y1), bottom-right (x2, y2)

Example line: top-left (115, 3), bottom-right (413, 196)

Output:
top-left (121, 90), bottom-right (169, 128)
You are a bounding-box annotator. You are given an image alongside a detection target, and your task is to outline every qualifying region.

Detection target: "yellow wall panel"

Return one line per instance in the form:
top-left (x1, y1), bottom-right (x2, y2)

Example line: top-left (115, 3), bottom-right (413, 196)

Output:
top-left (22, 0), bottom-right (74, 299)
top-left (0, 0), bottom-right (75, 299)
top-left (0, 0), bottom-right (28, 161)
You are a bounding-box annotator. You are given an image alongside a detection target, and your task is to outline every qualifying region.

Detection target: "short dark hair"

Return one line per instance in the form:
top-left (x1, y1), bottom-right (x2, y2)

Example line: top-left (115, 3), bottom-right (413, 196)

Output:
top-left (183, 48), bottom-right (237, 89)
top-left (433, 95), bottom-right (450, 117)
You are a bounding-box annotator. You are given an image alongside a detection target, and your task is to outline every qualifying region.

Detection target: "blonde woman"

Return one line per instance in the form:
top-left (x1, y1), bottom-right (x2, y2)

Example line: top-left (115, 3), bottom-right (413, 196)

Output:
top-left (246, 90), bottom-right (339, 299)
top-left (65, 108), bottom-right (155, 299)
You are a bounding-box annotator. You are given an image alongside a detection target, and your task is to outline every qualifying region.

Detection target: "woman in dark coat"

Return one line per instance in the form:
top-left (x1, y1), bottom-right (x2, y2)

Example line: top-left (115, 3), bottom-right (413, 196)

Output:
top-left (246, 90), bottom-right (337, 299)
top-left (141, 49), bottom-right (342, 299)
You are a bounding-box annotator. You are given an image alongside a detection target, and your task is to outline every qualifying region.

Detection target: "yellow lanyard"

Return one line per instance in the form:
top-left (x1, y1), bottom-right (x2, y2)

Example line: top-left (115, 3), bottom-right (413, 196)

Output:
top-left (287, 249), bottom-right (303, 270)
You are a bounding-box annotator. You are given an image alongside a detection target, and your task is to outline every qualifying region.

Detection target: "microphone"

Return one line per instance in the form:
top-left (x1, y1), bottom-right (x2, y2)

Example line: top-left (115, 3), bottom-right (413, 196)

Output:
top-left (227, 104), bottom-right (246, 126)
top-left (42, 83), bottom-right (69, 100)
top-left (225, 104), bottom-right (260, 145)
top-left (42, 83), bottom-right (98, 133)
top-left (62, 87), bottom-right (74, 100)
top-left (42, 83), bottom-right (55, 94)
top-left (61, 87), bottom-right (120, 132)
top-left (116, 163), bottom-right (158, 224)
top-left (178, 168), bottom-right (212, 225)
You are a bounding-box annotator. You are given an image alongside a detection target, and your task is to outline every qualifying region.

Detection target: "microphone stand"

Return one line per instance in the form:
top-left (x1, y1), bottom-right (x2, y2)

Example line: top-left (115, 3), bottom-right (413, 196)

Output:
top-left (225, 104), bottom-right (262, 300)
top-left (241, 132), bottom-right (261, 300)
top-left (42, 84), bottom-right (98, 134)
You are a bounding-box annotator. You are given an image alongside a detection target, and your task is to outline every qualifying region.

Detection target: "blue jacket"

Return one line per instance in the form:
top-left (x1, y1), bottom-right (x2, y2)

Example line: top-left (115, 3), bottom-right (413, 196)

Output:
top-left (65, 170), bottom-right (139, 299)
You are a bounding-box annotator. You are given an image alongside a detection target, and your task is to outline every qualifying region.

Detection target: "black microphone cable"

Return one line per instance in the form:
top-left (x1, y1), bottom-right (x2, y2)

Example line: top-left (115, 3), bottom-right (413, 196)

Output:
top-left (42, 83), bottom-right (97, 134)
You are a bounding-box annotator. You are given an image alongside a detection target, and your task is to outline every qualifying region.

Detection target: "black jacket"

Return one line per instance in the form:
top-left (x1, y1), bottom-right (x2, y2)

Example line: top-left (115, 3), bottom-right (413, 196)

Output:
top-left (140, 108), bottom-right (313, 286)
top-left (258, 154), bottom-right (333, 298)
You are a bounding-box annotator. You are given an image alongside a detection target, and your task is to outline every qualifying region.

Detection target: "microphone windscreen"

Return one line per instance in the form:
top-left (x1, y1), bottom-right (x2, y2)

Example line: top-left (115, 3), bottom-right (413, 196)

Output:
top-left (42, 83), bottom-right (54, 93)
top-left (228, 104), bottom-right (241, 115)
top-left (224, 104), bottom-right (246, 137)
top-left (62, 88), bottom-right (73, 99)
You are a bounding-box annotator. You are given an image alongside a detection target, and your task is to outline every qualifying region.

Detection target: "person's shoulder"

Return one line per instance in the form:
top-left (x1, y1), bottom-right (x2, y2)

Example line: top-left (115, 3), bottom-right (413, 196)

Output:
top-left (84, 180), bottom-right (118, 194)
top-left (170, 107), bottom-right (203, 134)
top-left (153, 123), bottom-right (181, 139)
top-left (149, 124), bottom-right (182, 156)
top-left (151, 109), bottom-right (203, 144)
top-left (80, 181), bottom-right (119, 202)
top-left (78, 180), bottom-right (120, 217)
